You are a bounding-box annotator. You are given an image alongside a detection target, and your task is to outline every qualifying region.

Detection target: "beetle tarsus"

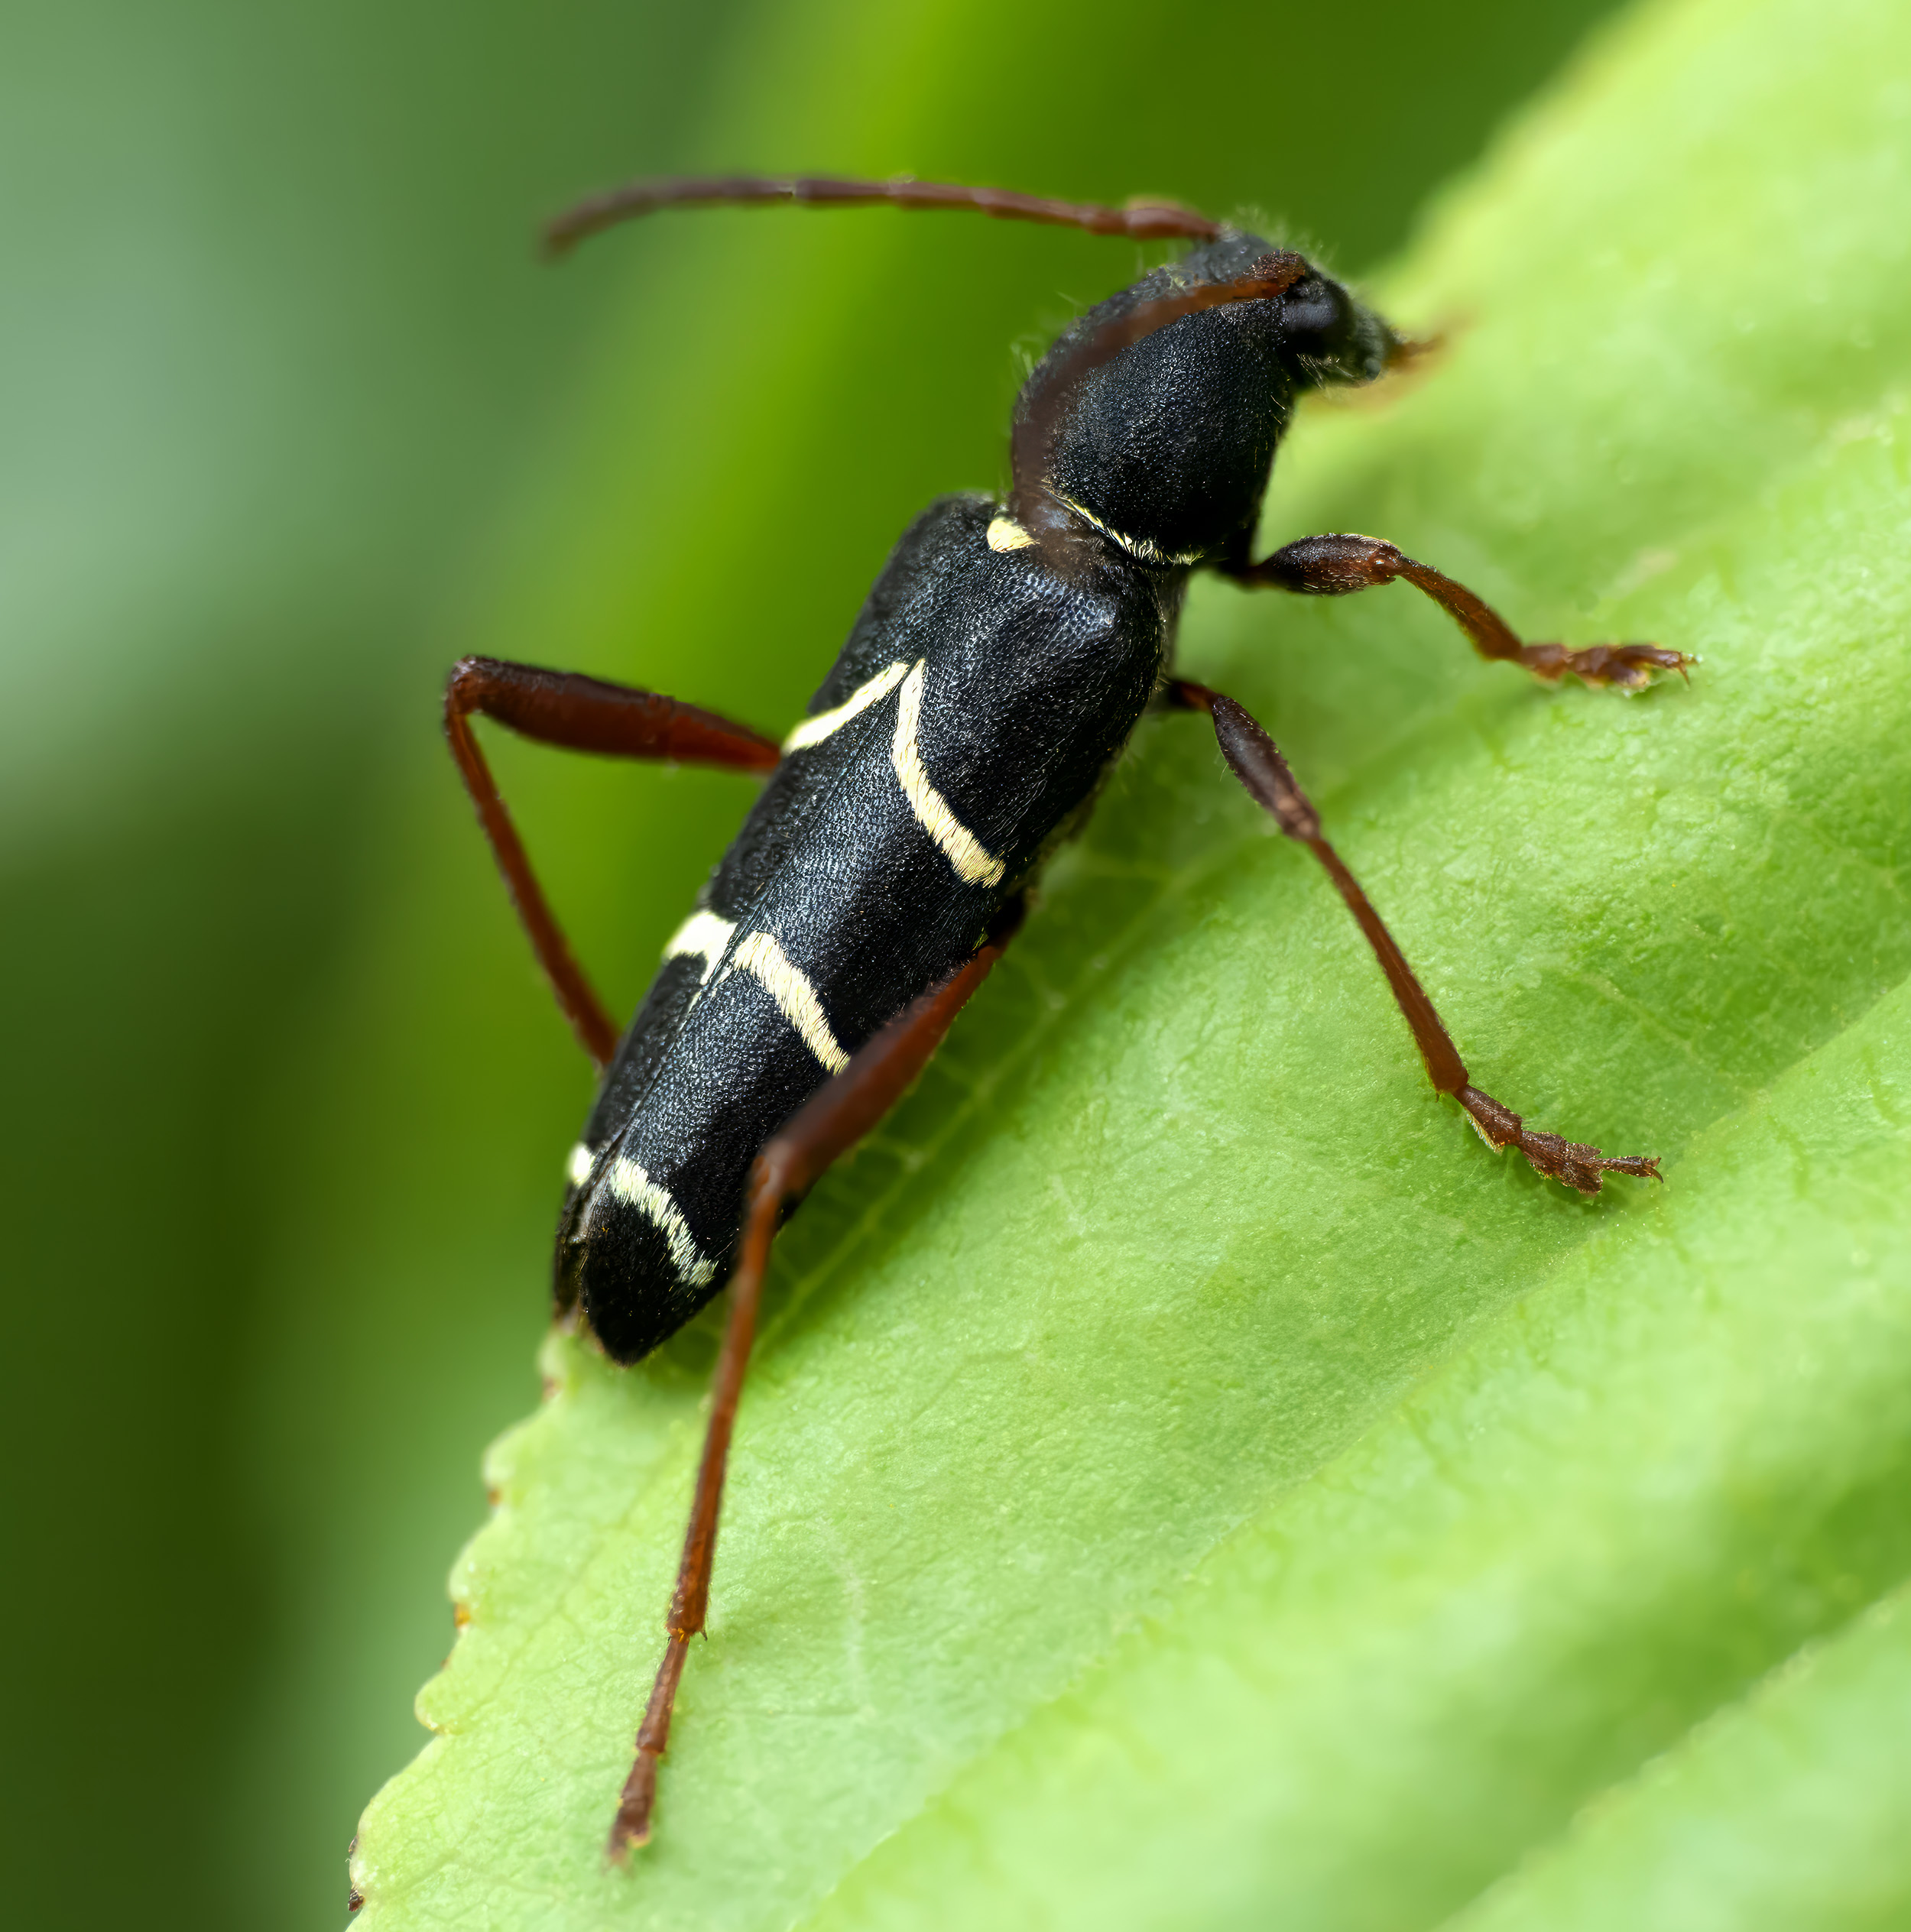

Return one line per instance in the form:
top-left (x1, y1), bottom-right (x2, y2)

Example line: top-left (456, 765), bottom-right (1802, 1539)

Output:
top-left (608, 1631), bottom-right (688, 1862)
top-left (606, 1757), bottom-right (656, 1862)
top-left (1458, 1084), bottom-right (1661, 1194)
top-left (1512, 640), bottom-right (1691, 691)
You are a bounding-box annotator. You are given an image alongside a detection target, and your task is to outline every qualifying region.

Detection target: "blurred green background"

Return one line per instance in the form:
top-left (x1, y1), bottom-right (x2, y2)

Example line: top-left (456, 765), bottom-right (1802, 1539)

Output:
top-left (0, 2), bottom-right (1624, 1925)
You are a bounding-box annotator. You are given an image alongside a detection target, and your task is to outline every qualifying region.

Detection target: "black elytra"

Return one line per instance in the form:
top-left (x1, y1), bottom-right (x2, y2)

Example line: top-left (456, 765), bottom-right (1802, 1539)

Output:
top-left (554, 232), bottom-right (1398, 1363)
top-left (438, 174), bottom-right (1676, 1865)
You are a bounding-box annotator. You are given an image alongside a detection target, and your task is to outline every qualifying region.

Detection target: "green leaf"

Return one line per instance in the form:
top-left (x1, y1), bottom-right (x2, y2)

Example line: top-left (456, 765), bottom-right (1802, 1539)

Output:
top-left (352, 0), bottom-right (1911, 1924)
top-left (1449, 1579), bottom-right (1911, 1932)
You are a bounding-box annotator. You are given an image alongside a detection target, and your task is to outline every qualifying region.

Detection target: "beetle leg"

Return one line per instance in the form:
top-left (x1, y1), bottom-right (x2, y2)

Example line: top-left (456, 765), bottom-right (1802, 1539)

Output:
top-left (1222, 533), bottom-right (1690, 691)
top-left (607, 897), bottom-right (1027, 1862)
top-left (444, 656), bottom-right (781, 1069)
top-left (1166, 679), bottom-right (1660, 1191)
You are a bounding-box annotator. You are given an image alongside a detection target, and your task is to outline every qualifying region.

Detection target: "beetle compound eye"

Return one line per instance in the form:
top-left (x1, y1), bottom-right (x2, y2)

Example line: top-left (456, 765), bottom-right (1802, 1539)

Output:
top-left (1280, 277), bottom-right (1343, 336)
top-left (1276, 274), bottom-right (1402, 386)
top-left (1279, 274), bottom-right (1358, 366)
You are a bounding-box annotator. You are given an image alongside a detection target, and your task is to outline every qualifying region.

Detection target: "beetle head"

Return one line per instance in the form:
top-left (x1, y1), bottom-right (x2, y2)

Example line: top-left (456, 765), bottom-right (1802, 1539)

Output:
top-left (1011, 234), bottom-right (1403, 569)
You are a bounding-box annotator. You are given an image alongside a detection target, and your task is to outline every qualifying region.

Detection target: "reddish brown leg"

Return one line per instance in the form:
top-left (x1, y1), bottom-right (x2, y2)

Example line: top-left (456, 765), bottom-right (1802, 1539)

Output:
top-left (1167, 680), bottom-right (1659, 1192)
top-left (543, 173), bottom-right (1222, 258)
top-left (444, 656), bottom-right (781, 1070)
top-left (1225, 533), bottom-right (1689, 692)
top-left (607, 899), bottom-right (1027, 1861)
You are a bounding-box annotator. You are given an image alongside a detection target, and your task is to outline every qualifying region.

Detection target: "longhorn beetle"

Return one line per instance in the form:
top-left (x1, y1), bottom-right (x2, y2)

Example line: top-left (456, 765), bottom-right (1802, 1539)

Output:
top-left (444, 173), bottom-right (1685, 1861)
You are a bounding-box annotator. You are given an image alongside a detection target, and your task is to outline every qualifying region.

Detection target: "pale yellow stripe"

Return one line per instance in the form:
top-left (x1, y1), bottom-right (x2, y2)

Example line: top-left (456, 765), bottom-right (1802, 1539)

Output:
top-left (732, 929), bottom-right (850, 1074)
top-left (782, 659), bottom-right (910, 754)
top-left (607, 1156), bottom-right (719, 1289)
top-left (891, 661), bottom-right (1006, 887)
top-left (662, 908), bottom-right (737, 984)
top-left (1051, 490), bottom-right (1204, 567)
top-left (987, 514), bottom-right (1036, 552)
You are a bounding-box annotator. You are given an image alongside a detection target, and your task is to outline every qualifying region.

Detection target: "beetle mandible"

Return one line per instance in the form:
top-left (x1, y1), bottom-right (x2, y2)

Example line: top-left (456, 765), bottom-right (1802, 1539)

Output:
top-left (442, 173), bottom-right (1686, 1859)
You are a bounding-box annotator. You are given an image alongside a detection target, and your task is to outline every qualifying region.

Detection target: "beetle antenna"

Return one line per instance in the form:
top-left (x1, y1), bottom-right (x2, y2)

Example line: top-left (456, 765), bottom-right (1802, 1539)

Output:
top-left (542, 173), bottom-right (1222, 260)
